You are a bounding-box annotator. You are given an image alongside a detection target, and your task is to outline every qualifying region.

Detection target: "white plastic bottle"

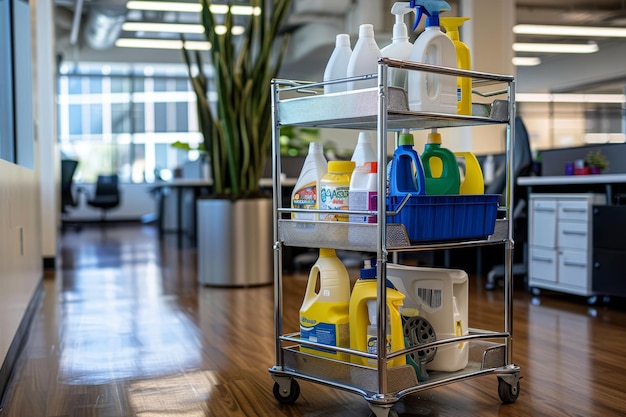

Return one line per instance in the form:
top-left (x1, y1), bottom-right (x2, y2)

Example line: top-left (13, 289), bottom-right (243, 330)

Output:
top-left (346, 24), bottom-right (382, 91)
top-left (323, 34), bottom-right (353, 94)
top-left (380, 2), bottom-right (414, 90)
top-left (350, 131), bottom-right (377, 169)
top-left (291, 142), bottom-right (327, 220)
top-left (349, 161), bottom-right (378, 224)
top-left (407, 2), bottom-right (457, 113)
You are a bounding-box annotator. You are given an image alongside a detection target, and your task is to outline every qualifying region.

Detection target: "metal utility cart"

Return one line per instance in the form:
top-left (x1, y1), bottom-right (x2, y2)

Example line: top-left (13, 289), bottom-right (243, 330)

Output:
top-left (268, 58), bottom-right (521, 417)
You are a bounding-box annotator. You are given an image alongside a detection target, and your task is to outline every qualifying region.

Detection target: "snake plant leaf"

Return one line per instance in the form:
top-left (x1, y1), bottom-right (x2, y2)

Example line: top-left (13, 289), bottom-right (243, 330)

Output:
top-left (184, 0), bottom-right (291, 199)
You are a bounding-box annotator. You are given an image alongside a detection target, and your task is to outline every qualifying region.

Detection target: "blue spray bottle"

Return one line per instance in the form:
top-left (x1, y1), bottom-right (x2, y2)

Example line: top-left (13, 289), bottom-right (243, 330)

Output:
top-left (406, 0), bottom-right (457, 114)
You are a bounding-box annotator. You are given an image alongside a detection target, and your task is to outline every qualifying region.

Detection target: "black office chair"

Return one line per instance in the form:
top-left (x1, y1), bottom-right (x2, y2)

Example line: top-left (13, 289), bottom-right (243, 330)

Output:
top-left (61, 160), bottom-right (79, 213)
top-left (61, 159), bottom-right (83, 231)
top-left (485, 116), bottom-right (533, 290)
top-left (86, 174), bottom-right (121, 222)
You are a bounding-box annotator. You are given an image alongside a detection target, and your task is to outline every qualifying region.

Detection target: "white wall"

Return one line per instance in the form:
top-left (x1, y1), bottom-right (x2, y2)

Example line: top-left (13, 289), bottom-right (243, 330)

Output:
top-left (35, 0), bottom-right (59, 262)
top-left (64, 182), bottom-right (157, 221)
top-left (0, 0), bottom-right (44, 381)
top-left (0, 156), bottom-right (42, 370)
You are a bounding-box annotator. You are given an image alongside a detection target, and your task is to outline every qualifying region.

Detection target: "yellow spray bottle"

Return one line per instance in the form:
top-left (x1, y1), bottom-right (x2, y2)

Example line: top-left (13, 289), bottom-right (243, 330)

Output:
top-left (440, 17), bottom-right (471, 115)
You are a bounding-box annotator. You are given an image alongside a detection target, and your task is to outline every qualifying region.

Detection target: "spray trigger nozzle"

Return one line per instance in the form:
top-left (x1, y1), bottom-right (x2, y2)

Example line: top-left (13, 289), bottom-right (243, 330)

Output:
top-left (409, 0), bottom-right (451, 30)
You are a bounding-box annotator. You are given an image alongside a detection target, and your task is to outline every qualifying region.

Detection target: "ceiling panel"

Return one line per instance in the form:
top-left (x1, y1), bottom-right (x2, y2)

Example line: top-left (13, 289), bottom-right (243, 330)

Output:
top-left (53, 0), bottom-right (626, 93)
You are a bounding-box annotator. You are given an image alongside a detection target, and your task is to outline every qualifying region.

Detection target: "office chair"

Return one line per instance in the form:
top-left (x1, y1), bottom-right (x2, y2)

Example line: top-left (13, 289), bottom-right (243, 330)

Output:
top-left (61, 160), bottom-right (79, 212)
top-left (86, 174), bottom-right (121, 222)
top-left (485, 116), bottom-right (533, 290)
top-left (61, 159), bottom-right (82, 230)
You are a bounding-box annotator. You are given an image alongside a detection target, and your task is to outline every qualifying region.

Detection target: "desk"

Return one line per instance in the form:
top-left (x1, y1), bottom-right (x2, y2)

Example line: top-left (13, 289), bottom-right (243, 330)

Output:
top-left (518, 174), bottom-right (626, 203)
top-left (150, 179), bottom-right (212, 240)
top-left (518, 174), bottom-right (626, 301)
top-left (150, 178), bottom-right (297, 242)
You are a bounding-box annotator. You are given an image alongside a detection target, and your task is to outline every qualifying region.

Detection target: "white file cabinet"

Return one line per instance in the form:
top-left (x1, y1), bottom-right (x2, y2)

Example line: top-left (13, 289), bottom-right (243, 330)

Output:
top-left (528, 193), bottom-right (606, 296)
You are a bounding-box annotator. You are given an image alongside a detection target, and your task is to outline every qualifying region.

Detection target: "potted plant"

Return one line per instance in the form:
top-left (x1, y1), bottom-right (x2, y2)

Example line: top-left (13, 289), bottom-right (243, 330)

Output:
top-left (585, 150), bottom-right (609, 174)
top-left (183, 0), bottom-right (291, 286)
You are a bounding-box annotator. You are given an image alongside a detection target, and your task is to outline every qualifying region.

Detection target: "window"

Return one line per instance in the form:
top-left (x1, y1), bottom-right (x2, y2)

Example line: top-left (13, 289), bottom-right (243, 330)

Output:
top-left (57, 63), bottom-right (202, 184)
top-left (0, 0), bottom-right (15, 162)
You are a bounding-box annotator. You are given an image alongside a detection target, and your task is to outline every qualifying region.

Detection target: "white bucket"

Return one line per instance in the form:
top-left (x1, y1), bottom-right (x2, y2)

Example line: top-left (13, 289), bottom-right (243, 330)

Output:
top-left (387, 264), bottom-right (469, 372)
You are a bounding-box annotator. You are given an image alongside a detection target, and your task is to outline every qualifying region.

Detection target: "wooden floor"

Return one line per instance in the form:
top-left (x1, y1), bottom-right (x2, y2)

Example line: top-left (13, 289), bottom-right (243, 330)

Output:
top-left (1, 223), bottom-right (626, 417)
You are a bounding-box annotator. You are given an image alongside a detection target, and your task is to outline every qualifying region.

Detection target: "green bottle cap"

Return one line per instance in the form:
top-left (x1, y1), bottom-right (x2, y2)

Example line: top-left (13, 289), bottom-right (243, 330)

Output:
top-left (399, 129), bottom-right (414, 146)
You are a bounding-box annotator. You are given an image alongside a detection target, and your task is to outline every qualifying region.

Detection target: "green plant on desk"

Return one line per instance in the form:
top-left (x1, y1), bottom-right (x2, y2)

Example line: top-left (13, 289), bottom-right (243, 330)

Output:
top-left (585, 150), bottom-right (609, 172)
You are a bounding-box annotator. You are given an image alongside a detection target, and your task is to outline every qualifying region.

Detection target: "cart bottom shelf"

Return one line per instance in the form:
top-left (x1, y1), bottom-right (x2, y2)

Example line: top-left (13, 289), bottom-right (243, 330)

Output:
top-left (270, 340), bottom-right (513, 399)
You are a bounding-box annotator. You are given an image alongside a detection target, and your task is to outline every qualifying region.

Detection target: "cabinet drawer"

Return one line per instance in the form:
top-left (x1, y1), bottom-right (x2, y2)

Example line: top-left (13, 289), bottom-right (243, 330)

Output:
top-left (558, 250), bottom-right (588, 289)
top-left (558, 200), bottom-right (589, 222)
top-left (592, 248), bottom-right (626, 297)
top-left (529, 248), bottom-right (557, 283)
top-left (531, 199), bottom-right (557, 248)
top-left (557, 221), bottom-right (589, 251)
top-left (593, 205), bottom-right (626, 250)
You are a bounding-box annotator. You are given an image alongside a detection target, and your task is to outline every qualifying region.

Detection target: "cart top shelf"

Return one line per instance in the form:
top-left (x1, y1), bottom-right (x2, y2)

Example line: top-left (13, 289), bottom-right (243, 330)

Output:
top-left (273, 58), bottom-right (513, 131)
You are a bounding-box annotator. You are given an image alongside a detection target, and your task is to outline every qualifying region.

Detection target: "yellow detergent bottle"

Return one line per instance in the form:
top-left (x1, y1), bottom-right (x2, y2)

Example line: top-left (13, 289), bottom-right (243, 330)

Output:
top-left (349, 259), bottom-right (406, 367)
top-left (441, 17), bottom-right (472, 115)
top-left (455, 151), bottom-right (484, 194)
top-left (300, 248), bottom-right (351, 361)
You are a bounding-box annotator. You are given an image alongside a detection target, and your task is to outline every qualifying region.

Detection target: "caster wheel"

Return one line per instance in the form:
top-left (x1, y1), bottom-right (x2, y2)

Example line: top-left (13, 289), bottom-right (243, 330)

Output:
top-left (498, 377), bottom-right (520, 404)
top-left (530, 287), bottom-right (540, 296)
top-left (273, 379), bottom-right (300, 404)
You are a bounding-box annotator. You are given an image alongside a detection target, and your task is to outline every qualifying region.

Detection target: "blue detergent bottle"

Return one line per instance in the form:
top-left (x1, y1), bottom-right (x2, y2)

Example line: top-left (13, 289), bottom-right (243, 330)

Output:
top-left (421, 128), bottom-right (461, 195)
top-left (388, 128), bottom-right (426, 197)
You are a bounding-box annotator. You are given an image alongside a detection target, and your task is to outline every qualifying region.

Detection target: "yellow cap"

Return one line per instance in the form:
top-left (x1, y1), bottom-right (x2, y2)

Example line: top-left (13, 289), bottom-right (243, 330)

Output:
top-left (328, 160), bottom-right (356, 174)
top-left (319, 248), bottom-right (336, 257)
top-left (428, 131), bottom-right (442, 144)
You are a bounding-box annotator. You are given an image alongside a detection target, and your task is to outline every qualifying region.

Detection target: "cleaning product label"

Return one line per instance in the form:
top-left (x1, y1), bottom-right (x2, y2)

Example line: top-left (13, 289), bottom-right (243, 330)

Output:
top-left (349, 191), bottom-right (377, 223)
top-left (417, 287), bottom-right (443, 310)
top-left (366, 334), bottom-right (392, 366)
top-left (320, 185), bottom-right (350, 221)
top-left (292, 181), bottom-right (318, 219)
top-left (300, 318), bottom-right (349, 355)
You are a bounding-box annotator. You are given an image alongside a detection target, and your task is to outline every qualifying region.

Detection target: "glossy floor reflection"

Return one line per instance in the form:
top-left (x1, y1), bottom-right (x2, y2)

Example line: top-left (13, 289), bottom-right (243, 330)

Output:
top-left (1, 223), bottom-right (626, 416)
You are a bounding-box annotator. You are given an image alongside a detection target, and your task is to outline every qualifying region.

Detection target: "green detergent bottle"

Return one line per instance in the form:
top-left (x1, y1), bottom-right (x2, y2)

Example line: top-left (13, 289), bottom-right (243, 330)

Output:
top-left (420, 129), bottom-right (461, 195)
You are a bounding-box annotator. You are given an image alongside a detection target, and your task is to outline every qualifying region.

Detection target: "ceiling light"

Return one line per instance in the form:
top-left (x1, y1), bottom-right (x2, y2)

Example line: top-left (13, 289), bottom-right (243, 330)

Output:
top-left (122, 22), bottom-right (204, 34)
top-left (514, 24), bottom-right (626, 38)
top-left (115, 38), bottom-right (211, 50)
top-left (512, 57), bottom-right (541, 66)
top-left (585, 133), bottom-right (626, 144)
top-left (513, 42), bottom-right (598, 53)
top-left (184, 41), bottom-right (211, 51)
top-left (116, 38), bottom-right (183, 49)
top-left (516, 93), bottom-right (626, 103)
top-left (230, 5), bottom-right (261, 16)
top-left (127, 1), bottom-right (261, 15)
top-left (214, 25), bottom-right (246, 35)
top-left (127, 1), bottom-right (201, 13)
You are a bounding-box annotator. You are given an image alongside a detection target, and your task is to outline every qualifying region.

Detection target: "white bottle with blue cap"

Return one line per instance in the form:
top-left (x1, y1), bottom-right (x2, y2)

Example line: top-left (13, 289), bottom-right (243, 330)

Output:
top-left (406, 0), bottom-right (457, 114)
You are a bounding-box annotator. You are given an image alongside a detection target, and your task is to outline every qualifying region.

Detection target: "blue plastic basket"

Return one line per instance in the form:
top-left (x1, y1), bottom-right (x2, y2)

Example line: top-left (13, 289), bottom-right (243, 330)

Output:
top-left (386, 194), bottom-right (499, 242)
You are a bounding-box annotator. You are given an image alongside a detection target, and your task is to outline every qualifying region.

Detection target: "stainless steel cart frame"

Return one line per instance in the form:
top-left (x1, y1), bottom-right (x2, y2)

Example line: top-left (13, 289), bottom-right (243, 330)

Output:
top-left (268, 58), bottom-right (521, 417)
